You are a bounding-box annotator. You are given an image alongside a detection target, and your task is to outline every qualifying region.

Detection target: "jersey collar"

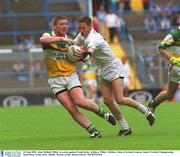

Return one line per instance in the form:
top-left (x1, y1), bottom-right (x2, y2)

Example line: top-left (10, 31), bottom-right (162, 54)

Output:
top-left (51, 31), bottom-right (68, 38)
top-left (83, 28), bottom-right (95, 39)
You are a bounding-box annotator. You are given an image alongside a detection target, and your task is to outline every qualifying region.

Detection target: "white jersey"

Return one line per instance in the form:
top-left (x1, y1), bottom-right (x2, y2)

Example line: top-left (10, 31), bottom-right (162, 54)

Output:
top-left (74, 29), bottom-right (119, 67)
top-left (74, 29), bottom-right (125, 81)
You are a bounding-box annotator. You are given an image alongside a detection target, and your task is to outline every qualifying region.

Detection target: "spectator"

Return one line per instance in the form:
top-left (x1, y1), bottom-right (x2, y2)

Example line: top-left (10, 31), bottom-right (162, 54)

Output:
top-left (144, 14), bottom-right (157, 33)
top-left (143, 0), bottom-right (150, 10)
top-left (12, 59), bottom-right (27, 81)
top-left (150, 2), bottom-right (162, 22)
top-left (116, 14), bottom-right (125, 40)
top-left (144, 55), bottom-right (155, 68)
top-left (160, 14), bottom-right (171, 30)
top-left (109, 0), bottom-right (119, 13)
top-left (31, 62), bottom-right (42, 79)
top-left (150, 2), bottom-right (162, 14)
top-left (96, 5), bottom-right (107, 36)
top-left (96, 5), bottom-right (107, 23)
top-left (118, 0), bottom-right (125, 13)
top-left (24, 35), bottom-right (36, 50)
top-left (16, 35), bottom-right (26, 52)
top-left (163, 1), bottom-right (175, 17)
top-left (105, 10), bottom-right (119, 43)
top-left (13, 59), bottom-right (24, 73)
top-left (124, 0), bottom-right (131, 11)
top-left (172, 12), bottom-right (180, 26)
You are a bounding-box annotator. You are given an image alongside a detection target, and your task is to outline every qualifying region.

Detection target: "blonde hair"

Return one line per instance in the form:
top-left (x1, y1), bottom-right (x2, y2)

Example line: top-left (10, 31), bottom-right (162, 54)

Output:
top-left (51, 16), bottom-right (68, 26)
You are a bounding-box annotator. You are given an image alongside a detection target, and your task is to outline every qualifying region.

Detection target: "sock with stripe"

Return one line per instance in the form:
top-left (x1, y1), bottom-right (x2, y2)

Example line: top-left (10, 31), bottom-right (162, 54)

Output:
top-left (86, 123), bottom-right (98, 134)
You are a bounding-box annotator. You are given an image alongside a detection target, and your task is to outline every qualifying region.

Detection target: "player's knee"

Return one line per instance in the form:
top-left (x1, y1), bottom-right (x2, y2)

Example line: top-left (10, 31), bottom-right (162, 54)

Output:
top-left (67, 107), bottom-right (79, 116)
top-left (116, 97), bottom-right (125, 104)
top-left (73, 98), bottom-right (86, 106)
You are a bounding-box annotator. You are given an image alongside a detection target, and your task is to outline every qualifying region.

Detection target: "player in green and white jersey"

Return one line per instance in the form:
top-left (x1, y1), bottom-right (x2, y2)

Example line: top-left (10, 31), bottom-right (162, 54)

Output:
top-left (148, 26), bottom-right (180, 113)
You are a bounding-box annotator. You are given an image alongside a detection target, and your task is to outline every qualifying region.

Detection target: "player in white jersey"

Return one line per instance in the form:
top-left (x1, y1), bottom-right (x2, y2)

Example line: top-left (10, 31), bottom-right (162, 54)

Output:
top-left (74, 16), bottom-right (155, 135)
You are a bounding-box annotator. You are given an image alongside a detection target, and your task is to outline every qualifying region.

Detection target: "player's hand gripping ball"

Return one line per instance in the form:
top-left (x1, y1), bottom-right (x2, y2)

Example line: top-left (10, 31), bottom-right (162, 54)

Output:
top-left (67, 45), bottom-right (87, 63)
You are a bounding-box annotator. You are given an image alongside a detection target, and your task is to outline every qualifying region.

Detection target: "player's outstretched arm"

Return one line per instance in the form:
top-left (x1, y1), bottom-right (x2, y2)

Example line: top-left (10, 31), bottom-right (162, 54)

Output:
top-left (39, 33), bottom-right (73, 44)
top-left (159, 48), bottom-right (172, 60)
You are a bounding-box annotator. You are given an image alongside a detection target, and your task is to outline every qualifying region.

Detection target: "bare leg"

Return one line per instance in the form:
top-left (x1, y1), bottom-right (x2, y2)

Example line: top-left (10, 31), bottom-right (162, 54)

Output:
top-left (69, 87), bottom-right (99, 112)
top-left (112, 79), bottom-right (143, 108)
top-left (100, 80), bottom-right (123, 121)
top-left (56, 91), bottom-right (102, 138)
top-left (56, 91), bottom-right (90, 128)
top-left (154, 81), bottom-right (178, 104)
top-left (148, 81), bottom-right (179, 112)
top-left (100, 79), bottom-right (131, 133)
top-left (112, 78), bottom-right (155, 126)
top-left (69, 87), bottom-right (116, 125)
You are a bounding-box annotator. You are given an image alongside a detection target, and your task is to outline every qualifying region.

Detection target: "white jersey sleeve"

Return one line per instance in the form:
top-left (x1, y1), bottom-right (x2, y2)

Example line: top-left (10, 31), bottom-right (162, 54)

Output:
top-left (74, 30), bottom-right (102, 51)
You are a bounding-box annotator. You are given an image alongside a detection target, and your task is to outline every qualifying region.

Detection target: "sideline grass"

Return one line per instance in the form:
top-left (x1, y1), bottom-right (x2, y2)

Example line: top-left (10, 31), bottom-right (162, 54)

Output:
top-left (0, 102), bottom-right (180, 150)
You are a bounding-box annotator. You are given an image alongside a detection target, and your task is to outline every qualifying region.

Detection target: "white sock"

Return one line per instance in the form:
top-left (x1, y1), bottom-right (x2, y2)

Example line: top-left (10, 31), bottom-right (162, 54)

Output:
top-left (137, 104), bottom-right (148, 115)
top-left (119, 118), bottom-right (129, 130)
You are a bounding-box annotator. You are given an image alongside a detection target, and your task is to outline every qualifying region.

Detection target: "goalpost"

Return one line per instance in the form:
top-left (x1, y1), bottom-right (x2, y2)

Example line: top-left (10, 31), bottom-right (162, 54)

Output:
top-left (87, 0), bottom-right (93, 17)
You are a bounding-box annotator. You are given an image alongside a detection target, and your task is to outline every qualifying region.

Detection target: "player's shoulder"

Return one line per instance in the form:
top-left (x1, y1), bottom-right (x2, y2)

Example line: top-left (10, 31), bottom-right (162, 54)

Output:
top-left (42, 31), bottom-right (52, 37)
top-left (89, 30), bottom-right (103, 40)
top-left (92, 29), bottom-right (101, 36)
top-left (170, 29), bottom-right (180, 40)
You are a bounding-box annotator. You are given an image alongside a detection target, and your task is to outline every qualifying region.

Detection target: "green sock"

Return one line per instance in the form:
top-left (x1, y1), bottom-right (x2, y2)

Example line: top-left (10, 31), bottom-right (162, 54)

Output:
top-left (87, 123), bottom-right (98, 134)
top-left (97, 106), bottom-right (106, 118)
top-left (151, 100), bottom-right (160, 108)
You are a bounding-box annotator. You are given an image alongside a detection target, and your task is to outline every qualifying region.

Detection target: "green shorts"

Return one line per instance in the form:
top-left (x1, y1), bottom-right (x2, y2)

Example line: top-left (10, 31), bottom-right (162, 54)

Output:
top-left (48, 72), bottom-right (82, 96)
top-left (168, 64), bottom-right (180, 83)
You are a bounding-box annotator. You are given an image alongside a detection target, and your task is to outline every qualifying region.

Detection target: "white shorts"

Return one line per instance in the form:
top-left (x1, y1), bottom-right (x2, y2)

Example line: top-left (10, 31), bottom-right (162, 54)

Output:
top-left (168, 64), bottom-right (180, 83)
top-left (98, 60), bottom-right (125, 82)
top-left (48, 72), bottom-right (82, 96)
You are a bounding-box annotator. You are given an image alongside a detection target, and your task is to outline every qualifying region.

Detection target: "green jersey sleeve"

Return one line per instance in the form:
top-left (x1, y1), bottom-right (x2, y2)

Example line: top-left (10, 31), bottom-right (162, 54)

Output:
top-left (159, 29), bottom-right (180, 49)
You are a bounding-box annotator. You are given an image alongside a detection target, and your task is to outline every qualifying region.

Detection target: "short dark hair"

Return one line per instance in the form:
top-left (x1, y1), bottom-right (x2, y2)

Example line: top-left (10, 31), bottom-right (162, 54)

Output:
top-left (78, 16), bottom-right (92, 26)
top-left (52, 16), bottom-right (68, 26)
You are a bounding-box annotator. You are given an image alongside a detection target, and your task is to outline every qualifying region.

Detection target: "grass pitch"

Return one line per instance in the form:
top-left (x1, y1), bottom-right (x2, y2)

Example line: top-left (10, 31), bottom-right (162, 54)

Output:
top-left (0, 102), bottom-right (180, 150)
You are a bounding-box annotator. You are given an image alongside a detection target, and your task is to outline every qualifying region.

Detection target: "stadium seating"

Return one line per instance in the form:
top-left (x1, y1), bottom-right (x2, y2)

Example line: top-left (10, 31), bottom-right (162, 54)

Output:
top-left (0, 50), bottom-right (49, 93)
top-left (0, 0), bottom-right (86, 45)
